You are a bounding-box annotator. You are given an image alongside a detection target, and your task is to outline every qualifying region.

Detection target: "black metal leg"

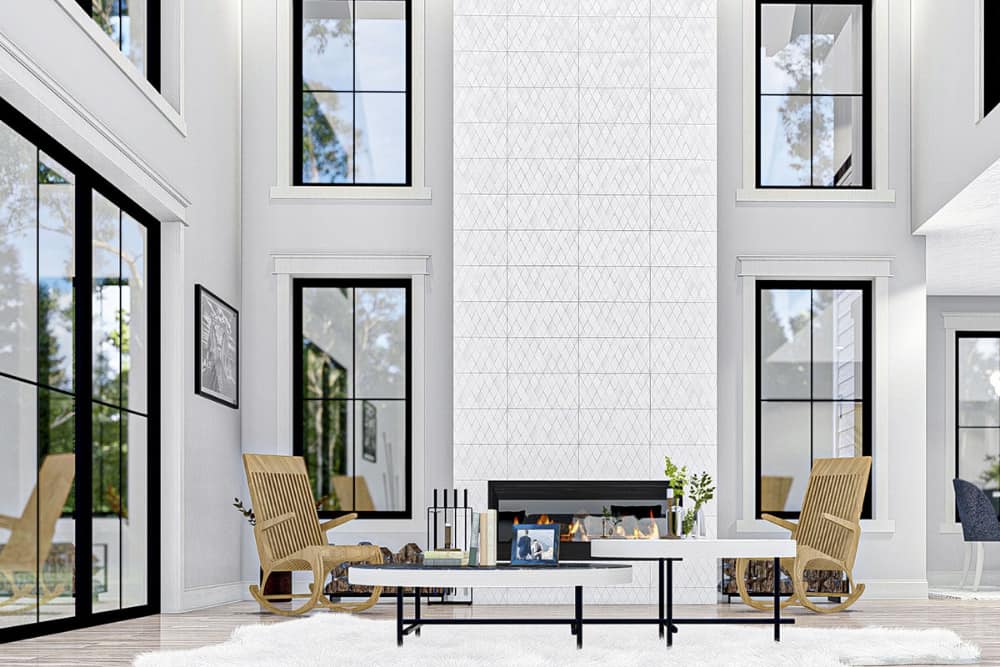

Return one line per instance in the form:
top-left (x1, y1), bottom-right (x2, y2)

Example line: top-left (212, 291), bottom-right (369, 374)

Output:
top-left (396, 588), bottom-right (404, 647)
top-left (658, 559), bottom-right (665, 639)
top-left (666, 559), bottom-right (674, 648)
top-left (773, 557), bottom-right (781, 642)
top-left (575, 586), bottom-right (583, 649)
top-left (415, 587), bottom-right (421, 637)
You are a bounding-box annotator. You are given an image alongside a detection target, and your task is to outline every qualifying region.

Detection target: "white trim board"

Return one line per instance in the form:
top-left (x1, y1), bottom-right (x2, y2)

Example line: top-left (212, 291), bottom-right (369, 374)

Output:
top-left (271, 0), bottom-right (430, 201)
top-left (736, 256), bottom-right (894, 533)
top-left (737, 0), bottom-right (894, 204)
top-left (268, 253), bottom-right (429, 535)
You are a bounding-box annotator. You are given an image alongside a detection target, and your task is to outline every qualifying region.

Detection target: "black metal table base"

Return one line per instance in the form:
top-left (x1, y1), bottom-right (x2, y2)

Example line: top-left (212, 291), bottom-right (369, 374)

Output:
top-left (392, 558), bottom-right (792, 649)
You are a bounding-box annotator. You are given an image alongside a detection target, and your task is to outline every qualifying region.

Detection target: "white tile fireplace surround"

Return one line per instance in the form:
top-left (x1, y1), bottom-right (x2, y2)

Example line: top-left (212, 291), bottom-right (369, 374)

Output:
top-left (453, 0), bottom-right (718, 604)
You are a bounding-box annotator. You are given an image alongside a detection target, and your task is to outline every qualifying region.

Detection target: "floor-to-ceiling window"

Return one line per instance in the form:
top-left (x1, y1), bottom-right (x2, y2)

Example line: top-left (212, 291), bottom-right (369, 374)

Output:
top-left (0, 100), bottom-right (159, 642)
top-left (955, 332), bottom-right (1000, 519)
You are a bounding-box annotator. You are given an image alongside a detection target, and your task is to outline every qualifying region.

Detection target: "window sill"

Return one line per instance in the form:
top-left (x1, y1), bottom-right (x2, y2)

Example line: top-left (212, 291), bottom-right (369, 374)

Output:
top-left (736, 188), bottom-right (896, 204)
top-left (270, 185), bottom-right (433, 202)
top-left (938, 522), bottom-right (962, 535)
top-left (736, 518), bottom-right (896, 535)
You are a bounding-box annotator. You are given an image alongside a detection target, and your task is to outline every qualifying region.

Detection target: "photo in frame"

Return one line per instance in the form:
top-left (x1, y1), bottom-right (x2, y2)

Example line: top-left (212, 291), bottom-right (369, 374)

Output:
top-left (195, 285), bottom-right (239, 409)
top-left (362, 400), bottom-right (377, 463)
top-left (510, 523), bottom-right (560, 565)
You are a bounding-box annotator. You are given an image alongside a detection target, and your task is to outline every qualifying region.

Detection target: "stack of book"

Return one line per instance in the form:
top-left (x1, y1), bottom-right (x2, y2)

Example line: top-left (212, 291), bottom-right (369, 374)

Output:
top-left (468, 509), bottom-right (498, 566)
top-left (422, 549), bottom-right (467, 567)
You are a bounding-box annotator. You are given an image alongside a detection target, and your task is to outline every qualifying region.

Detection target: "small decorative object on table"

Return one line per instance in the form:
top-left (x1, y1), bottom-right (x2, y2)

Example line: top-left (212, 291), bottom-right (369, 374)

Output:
top-left (682, 471), bottom-right (715, 538)
top-left (663, 456), bottom-right (688, 538)
top-left (425, 488), bottom-right (476, 602)
top-left (510, 523), bottom-right (560, 565)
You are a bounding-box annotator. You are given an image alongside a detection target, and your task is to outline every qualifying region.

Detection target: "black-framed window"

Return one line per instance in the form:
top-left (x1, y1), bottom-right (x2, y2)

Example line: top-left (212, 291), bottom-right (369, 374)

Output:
top-left (76, 0), bottom-right (161, 91)
top-left (0, 96), bottom-right (160, 643)
top-left (293, 279), bottom-right (411, 519)
top-left (757, 1), bottom-right (872, 188)
top-left (985, 3), bottom-right (1000, 118)
top-left (955, 332), bottom-right (1000, 520)
top-left (293, 0), bottom-right (411, 186)
top-left (756, 281), bottom-right (872, 519)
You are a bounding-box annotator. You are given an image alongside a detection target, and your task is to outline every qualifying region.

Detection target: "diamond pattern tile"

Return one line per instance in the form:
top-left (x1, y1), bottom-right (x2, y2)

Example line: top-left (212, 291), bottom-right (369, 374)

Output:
top-left (455, 0), bottom-right (718, 604)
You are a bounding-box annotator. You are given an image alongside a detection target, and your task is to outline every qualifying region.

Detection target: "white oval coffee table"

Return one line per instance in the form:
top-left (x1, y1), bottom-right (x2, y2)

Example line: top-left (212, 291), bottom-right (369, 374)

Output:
top-left (349, 562), bottom-right (632, 648)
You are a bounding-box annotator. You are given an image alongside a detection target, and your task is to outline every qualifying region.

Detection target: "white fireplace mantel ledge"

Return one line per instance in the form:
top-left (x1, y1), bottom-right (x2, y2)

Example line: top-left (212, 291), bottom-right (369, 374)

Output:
top-left (736, 518), bottom-right (895, 535)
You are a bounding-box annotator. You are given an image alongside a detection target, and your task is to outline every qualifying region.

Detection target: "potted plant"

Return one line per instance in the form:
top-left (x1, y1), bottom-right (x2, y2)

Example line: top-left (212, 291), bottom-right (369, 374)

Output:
top-left (682, 472), bottom-right (716, 538)
top-left (663, 457), bottom-right (688, 538)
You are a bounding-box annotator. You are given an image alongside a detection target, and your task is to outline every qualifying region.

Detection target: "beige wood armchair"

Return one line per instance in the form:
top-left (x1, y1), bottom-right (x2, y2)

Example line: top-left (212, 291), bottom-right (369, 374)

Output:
top-left (736, 456), bottom-right (872, 613)
top-left (243, 454), bottom-right (384, 616)
top-left (0, 453), bottom-right (75, 615)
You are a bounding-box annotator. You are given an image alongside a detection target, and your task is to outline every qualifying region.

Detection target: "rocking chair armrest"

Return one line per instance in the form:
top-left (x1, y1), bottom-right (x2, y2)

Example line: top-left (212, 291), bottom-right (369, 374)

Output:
top-left (0, 514), bottom-right (15, 530)
top-left (259, 512), bottom-right (296, 531)
top-left (821, 512), bottom-right (860, 534)
top-left (761, 513), bottom-right (798, 535)
top-left (320, 513), bottom-right (358, 532)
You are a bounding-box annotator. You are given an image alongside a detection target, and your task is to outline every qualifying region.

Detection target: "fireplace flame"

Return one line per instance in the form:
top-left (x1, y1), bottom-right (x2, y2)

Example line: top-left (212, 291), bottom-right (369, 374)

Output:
top-left (567, 518), bottom-right (589, 542)
top-left (537, 514), bottom-right (553, 524)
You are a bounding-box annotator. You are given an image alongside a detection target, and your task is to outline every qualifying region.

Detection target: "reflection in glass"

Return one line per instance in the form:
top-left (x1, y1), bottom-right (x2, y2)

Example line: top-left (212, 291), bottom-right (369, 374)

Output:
top-left (355, 1), bottom-right (406, 92)
top-left (355, 287), bottom-right (406, 398)
top-left (122, 215), bottom-right (148, 414)
top-left (813, 401), bottom-right (863, 459)
top-left (93, 193), bottom-right (122, 407)
top-left (302, 0), bottom-right (353, 92)
top-left (959, 429), bottom-right (1000, 496)
top-left (302, 92), bottom-right (353, 184)
top-left (812, 96), bottom-right (863, 187)
top-left (122, 414), bottom-right (147, 609)
top-left (958, 338), bottom-right (1000, 427)
top-left (0, 121), bottom-right (38, 383)
top-left (355, 93), bottom-right (407, 184)
top-left (38, 153), bottom-right (75, 394)
top-left (92, 403), bottom-right (121, 612)
top-left (93, 0), bottom-right (147, 77)
top-left (38, 390), bottom-right (76, 623)
top-left (354, 399), bottom-right (406, 511)
top-left (760, 289), bottom-right (811, 399)
top-left (811, 289), bottom-right (864, 399)
top-left (760, 95), bottom-right (811, 186)
top-left (760, 4), bottom-right (812, 94)
top-left (812, 5), bottom-right (863, 94)
top-left (760, 402), bottom-right (811, 513)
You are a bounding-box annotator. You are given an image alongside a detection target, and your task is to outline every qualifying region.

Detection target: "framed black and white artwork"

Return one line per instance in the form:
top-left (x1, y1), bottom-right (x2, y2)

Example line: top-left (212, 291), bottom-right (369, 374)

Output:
top-left (362, 400), bottom-right (377, 463)
top-left (195, 285), bottom-right (239, 409)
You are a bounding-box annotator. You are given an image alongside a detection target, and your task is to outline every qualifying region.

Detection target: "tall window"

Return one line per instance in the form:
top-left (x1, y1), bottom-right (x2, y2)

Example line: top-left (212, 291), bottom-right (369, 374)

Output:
top-left (756, 281), bottom-right (872, 518)
top-left (293, 279), bottom-right (411, 518)
top-left (757, 1), bottom-right (871, 188)
top-left (77, 0), bottom-right (161, 90)
top-left (293, 0), bottom-right (410, 185)
top-left (0, 99), bottom-right (159, 641)
top-left (955, 333), bottom-right (1000, 519)
top-left (985, 3), bottom-right (1000, 118)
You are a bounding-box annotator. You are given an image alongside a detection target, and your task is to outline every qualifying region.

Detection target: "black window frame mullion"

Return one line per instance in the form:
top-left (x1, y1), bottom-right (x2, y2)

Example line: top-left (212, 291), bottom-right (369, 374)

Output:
top-left (954, 331), bottom-right (1000, 522)
top-left (756, 279), bottom-right (873, 520)
top-left (756, 0), bottom-right (872, 190)
top-left (293, 277), bottom-right (413, 520)
top-left (294, 0), bottom-right (412, 187)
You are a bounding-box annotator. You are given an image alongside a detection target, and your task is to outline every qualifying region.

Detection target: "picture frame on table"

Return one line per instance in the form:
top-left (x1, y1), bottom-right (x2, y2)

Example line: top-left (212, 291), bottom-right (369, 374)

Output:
top-left (510, 523), bottom-right (560, 565)
top-left (195, 284), bottom-right (239, 409)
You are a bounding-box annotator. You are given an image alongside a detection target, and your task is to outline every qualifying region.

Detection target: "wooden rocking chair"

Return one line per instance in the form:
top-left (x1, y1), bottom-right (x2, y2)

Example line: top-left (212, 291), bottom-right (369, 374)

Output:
top-left (736, 456), bottom-right (871, 614)
top-left (243, 454), bottom-right (384, 616)
top-left (0, 453), bottom-right (75, 615)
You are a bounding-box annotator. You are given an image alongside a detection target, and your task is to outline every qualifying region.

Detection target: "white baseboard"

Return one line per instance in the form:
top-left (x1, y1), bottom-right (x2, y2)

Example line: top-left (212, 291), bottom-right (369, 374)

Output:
top-left (166, 582), bottom-right (245, 612)
top-left (928, 570), bottom-right (1000, 588)
top-left (860, 579), bottom-right (929, 599)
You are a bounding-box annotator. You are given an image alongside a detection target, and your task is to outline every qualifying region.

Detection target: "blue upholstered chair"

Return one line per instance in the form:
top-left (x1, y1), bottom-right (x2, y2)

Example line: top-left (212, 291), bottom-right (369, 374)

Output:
top-left (953, 478), bottom-right (1000, 590)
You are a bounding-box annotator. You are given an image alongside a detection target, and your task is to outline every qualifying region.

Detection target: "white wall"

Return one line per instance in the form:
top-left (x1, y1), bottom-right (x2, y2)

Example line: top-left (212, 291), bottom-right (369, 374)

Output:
top-left (0, 1), bottom-right (243, 611)
top-left (452, 0), bottom-right (719, 605)
top-left (238, 1), bottom-right (454, 588)
top-left (911, 0), bottom-right (1000, 230)
top-left (926, 296), bottom-right (1000, 585)
top-left (718, 0), bottom-right (928, 596)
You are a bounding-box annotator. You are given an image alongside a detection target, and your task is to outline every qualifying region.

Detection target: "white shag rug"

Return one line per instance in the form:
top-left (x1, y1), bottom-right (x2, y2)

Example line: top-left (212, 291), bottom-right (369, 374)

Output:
top-left (135, 614), bottom-right (980, 667)
top-left (930, 587), bottom-right (1000, 601)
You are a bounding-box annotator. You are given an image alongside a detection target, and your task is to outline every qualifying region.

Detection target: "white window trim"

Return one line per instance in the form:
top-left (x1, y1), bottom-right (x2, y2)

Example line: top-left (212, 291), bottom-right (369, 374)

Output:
top-left (270, 0), bottom-right (431, 201)
top-left (271, 253), bottom-right (430, 534)
top-left (975, 0), bottom-right (987, 124)
top-left (736, 0), bottom-right (895, 204)
top-left (938, 312), bottom-right (1000, 534)
top-left (735, 256), bottom-right (896, 534)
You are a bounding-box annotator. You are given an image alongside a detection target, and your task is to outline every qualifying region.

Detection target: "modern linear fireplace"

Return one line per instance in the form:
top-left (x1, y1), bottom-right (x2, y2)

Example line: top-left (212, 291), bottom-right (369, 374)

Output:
top-left (488, 481), bottom-right (671, 561)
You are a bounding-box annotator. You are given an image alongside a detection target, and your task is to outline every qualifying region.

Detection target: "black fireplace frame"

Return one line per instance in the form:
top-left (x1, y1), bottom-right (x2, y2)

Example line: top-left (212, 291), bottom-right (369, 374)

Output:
top-left (488, 480), bottom-right (671, 561)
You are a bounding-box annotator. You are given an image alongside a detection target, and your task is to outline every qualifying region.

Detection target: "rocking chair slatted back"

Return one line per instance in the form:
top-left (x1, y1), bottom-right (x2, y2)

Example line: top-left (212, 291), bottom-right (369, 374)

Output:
top-left (1, 453), bottom-right (76, 572)
top-left (795, 456), bottom-right (871, 568)
top-left (244, 455), bottom-right (324, 568)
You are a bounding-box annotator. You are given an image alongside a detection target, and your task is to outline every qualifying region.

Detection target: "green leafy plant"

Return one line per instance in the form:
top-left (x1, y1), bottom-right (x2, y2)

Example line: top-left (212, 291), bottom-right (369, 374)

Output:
top-left (233, 497), bottom-right (256, 526)
top-left (682, 472), bottom-right (716, 536)
top-left (663, 456), bottom-right (688, 495)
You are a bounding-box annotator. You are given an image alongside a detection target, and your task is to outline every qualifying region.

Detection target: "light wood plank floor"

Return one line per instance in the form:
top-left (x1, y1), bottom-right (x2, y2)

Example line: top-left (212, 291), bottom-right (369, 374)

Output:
top-left (2, 598), bottom-right (999, 666)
